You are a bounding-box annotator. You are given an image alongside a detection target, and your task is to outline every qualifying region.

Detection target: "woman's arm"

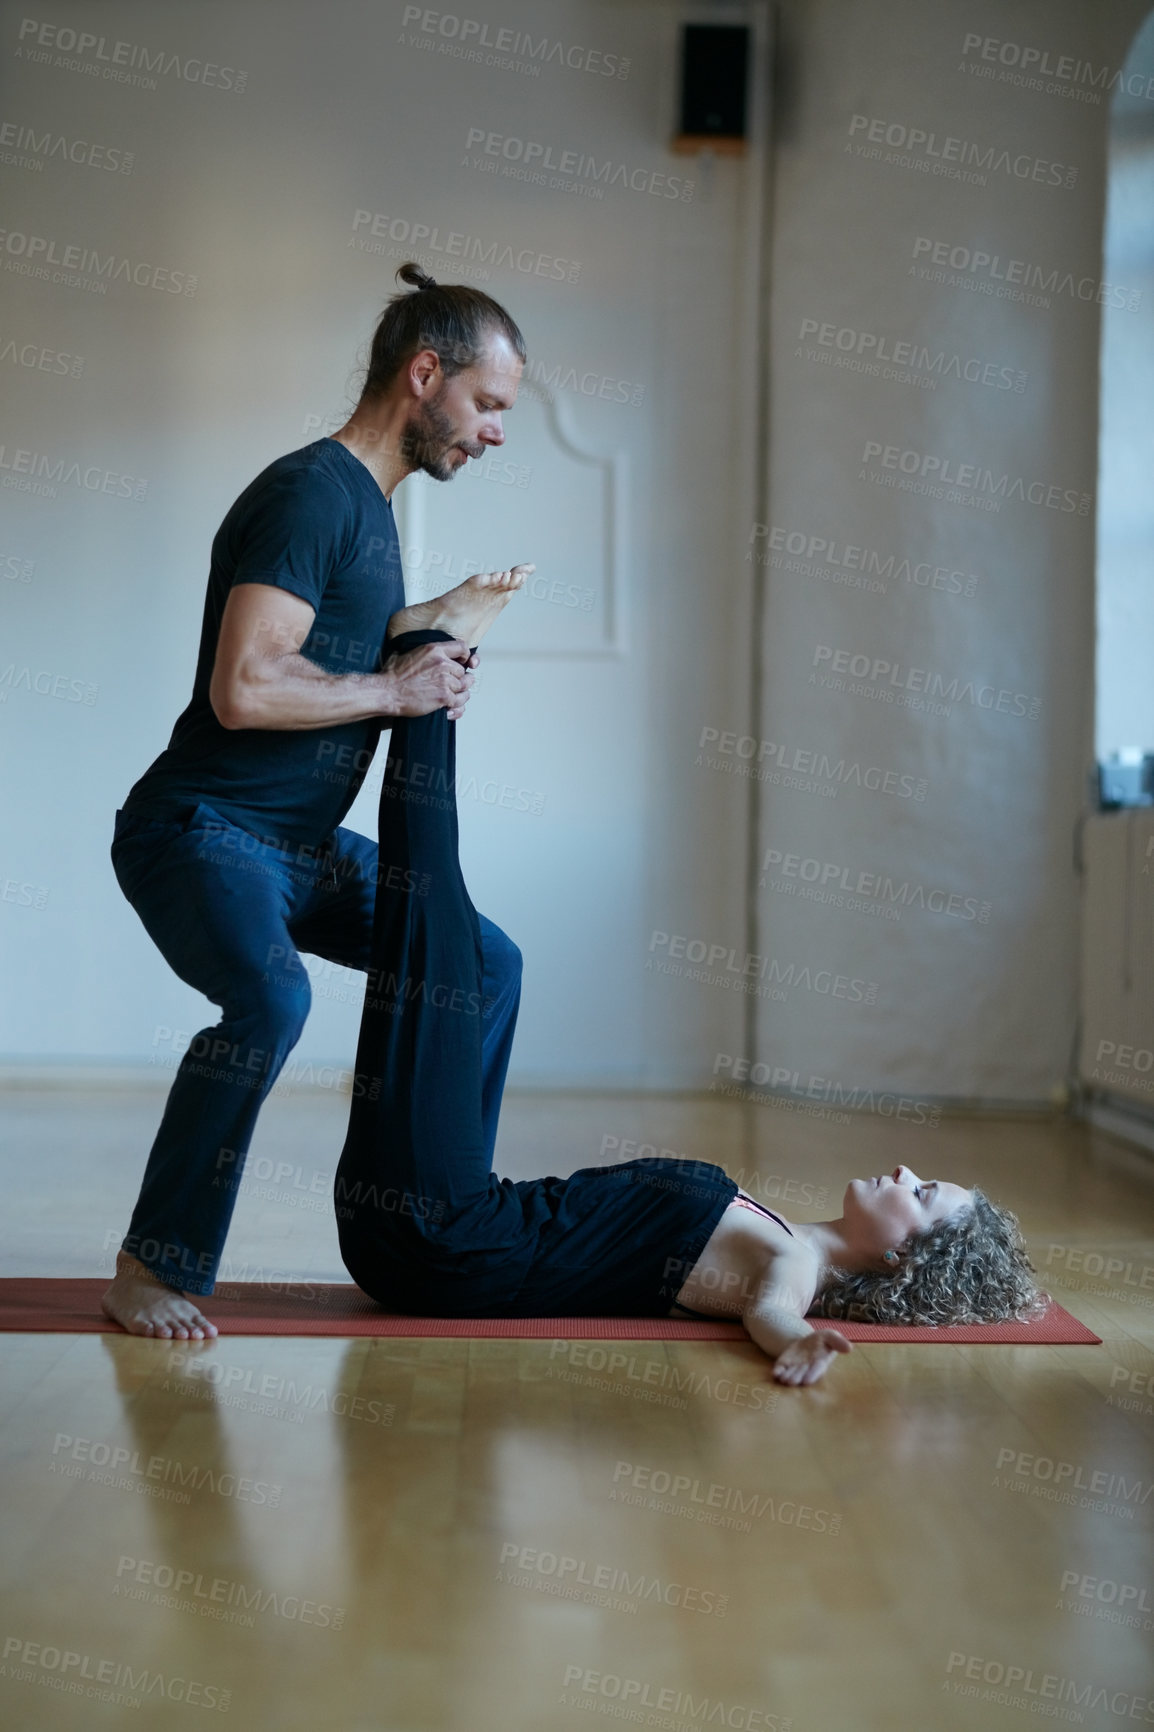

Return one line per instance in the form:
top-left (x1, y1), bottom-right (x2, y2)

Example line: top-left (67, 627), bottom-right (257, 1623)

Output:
top-left (741, 1258), bottom-right (854, 1386)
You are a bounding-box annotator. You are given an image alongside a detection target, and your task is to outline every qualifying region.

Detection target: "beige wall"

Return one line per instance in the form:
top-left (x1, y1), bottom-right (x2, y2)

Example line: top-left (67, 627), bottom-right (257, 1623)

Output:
top-left (745, 0), bottom-right (1151, 1104)
top-left (0, 0), bottom-right (763, 1089)
top-left (1, 0), bottom-right (1149, 1103)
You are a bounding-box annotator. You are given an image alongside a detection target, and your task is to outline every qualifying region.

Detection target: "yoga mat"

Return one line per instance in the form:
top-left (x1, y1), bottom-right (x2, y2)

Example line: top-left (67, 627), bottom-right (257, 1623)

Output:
top-left (0, 1280), bottom-right (1100, 1342)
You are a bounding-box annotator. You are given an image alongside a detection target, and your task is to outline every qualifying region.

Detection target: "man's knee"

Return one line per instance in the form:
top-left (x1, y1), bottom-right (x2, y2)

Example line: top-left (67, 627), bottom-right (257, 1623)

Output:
top-left (236, 973), bottom-right (313, 1050)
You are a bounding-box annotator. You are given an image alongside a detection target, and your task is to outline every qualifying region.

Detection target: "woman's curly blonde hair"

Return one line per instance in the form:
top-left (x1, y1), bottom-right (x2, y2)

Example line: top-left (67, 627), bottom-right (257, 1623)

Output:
top-left (807, 1187), bottom-right (1049, 1326)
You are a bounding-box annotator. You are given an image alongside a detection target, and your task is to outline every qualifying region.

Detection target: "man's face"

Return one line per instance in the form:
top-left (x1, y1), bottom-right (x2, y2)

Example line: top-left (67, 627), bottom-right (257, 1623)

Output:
top-left (400, 333), bottom-right (523, 482)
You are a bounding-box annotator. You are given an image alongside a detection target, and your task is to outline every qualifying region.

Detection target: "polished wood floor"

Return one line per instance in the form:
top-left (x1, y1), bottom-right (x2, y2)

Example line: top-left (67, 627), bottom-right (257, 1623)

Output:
top-left (1, 1087), bottom-right (1153, 1731)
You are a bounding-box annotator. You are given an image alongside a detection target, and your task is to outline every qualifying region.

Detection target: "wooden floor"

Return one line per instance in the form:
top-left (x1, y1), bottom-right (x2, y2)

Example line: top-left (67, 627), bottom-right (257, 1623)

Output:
top-left (1, 1087), bottom-right (1153, 1731)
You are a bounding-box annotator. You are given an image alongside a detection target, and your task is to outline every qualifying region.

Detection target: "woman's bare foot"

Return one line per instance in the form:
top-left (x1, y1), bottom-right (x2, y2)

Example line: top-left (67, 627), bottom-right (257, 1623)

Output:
top-left (101, 1251), bottom-right (219, 1339)
top-left (387, 564), bottom-right (532, 649)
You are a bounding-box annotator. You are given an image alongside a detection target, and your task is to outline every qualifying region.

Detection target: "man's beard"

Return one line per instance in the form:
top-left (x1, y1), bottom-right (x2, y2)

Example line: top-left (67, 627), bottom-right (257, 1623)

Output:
top-left (399, 389), bottom-right (476, 482)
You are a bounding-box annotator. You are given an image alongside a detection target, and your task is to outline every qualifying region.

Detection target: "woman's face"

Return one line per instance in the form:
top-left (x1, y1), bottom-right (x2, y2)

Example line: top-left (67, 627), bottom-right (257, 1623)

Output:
top-left (842, 1166), bottom-right (973, 1262)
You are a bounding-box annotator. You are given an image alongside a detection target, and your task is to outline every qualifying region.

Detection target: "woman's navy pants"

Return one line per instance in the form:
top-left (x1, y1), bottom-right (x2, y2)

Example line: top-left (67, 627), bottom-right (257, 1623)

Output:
top-left (335, 630), bottom-right (738, 1318)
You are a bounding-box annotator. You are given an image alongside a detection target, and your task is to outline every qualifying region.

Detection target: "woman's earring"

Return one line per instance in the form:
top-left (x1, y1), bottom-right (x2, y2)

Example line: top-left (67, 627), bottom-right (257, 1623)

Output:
top-left (883, 1250), bottom-right (898, 1264)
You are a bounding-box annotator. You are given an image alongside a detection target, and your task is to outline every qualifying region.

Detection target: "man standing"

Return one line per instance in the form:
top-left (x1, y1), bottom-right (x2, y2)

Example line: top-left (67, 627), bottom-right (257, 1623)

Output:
top-left (104, 262), bottom-right (530, 1338)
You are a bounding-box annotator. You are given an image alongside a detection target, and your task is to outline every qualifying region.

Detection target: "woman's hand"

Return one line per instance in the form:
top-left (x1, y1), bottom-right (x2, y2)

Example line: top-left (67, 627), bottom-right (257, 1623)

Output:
top-left (771, 1329), bottom-right (853, 1386)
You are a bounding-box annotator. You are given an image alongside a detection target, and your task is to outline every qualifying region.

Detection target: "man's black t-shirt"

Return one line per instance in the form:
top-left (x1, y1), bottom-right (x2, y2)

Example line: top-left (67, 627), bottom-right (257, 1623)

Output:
top-left (120, 437), bottom-right (405, 849)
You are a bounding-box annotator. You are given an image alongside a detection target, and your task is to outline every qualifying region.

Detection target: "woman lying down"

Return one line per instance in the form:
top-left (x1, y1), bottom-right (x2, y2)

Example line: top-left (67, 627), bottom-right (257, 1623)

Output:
top-left (336, 592), bottom-right (1047, 1390)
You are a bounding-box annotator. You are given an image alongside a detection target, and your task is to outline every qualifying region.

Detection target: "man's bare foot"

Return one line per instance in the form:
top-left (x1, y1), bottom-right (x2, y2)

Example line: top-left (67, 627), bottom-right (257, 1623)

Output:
top-left (101, 1251), bottom-right (219, 1339)
top-left (387, 565), bottom-right (533, 649)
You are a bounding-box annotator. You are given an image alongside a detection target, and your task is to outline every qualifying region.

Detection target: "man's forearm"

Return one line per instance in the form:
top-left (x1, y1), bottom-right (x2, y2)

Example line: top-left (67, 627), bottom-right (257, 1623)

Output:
top-left (216, 652), bottom-right (399, 731)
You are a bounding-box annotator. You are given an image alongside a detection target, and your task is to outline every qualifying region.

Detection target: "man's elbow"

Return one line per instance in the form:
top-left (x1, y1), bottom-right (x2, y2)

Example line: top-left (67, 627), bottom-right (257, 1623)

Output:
top-left (209, 676), bottom-right (254, 731)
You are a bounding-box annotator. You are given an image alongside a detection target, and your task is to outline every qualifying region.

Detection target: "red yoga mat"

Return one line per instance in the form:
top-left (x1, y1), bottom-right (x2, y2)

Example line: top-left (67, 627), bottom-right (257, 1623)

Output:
top-left (0, 1279), bottom-right (1100, 1342)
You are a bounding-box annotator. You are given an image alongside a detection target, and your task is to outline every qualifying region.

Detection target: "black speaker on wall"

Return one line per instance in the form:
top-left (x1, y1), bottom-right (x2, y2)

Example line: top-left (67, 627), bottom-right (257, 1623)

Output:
top-left (673, 24), bottom-right (750, 155)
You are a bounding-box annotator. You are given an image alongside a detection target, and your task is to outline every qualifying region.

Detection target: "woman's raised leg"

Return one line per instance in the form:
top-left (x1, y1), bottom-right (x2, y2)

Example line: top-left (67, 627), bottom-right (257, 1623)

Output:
top-left (334, 628), bottom-right (533, 1308)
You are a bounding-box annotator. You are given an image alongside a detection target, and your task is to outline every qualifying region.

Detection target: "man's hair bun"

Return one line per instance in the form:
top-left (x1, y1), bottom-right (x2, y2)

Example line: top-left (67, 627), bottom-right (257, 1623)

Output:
top-left (397, 262), bottom-right (438, 292)
top-left (358, 261), bottom-right (527, 398)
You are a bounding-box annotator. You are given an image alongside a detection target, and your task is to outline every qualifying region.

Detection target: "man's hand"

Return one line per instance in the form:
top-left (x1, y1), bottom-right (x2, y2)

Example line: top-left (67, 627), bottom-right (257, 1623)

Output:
top-left (771, 1329), bottom-right (853, 1386)
top-left (382, 640), bottom-right (477, 722)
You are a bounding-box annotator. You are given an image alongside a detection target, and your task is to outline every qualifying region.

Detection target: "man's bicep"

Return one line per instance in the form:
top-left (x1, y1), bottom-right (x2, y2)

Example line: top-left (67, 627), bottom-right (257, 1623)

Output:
top-left (209, 584), bottom-right (316, 723)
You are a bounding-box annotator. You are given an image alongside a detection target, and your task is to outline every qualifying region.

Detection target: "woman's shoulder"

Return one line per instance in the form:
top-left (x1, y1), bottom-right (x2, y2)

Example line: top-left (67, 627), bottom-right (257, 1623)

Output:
top-left (752, 1235), bottom-right (822, 1314)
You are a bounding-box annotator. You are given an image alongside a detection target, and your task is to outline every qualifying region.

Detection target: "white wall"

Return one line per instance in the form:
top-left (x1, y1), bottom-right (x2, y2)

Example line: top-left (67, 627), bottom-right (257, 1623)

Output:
top-left (0, 0), bottom-right (761, 1087)
top-left (741, 0), bottom-right (1152, 1105)
top-left (1097, 9), bottom-right (1154, 760)
top-left (1, 0), bottom-right (1149, 1103)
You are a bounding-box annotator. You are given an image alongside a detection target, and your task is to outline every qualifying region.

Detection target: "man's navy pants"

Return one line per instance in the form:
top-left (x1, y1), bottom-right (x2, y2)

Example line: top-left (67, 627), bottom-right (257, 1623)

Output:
top-left (110, 788), bottom-right (522, 1295)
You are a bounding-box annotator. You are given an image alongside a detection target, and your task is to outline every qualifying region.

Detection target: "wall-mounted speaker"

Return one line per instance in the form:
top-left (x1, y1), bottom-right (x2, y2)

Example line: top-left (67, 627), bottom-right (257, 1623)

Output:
top-left (672, 24), bottom-right (750, 156)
